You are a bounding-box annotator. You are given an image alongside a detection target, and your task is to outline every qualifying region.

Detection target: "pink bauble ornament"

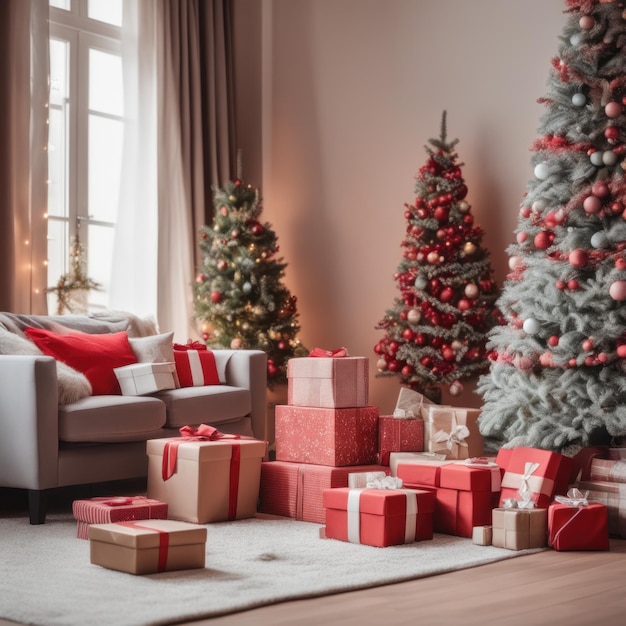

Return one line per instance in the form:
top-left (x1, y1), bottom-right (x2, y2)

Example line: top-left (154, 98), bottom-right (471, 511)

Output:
top-left (582, 338), bottom-right (594, 351)
top-left (616, 258), bottom-right (626, 270)
top-left (579, 15), bottom-right (594, 30)
top-left (569, 248), bottom-right (589, 268)
top-left (583, 195), bottom-right (602, 214)
top-left (617, 345), bottom-right (626, 358)
top-left (457, 299), bottom-right (471, 311)
top-left (220, 206), bottom-right (228, 216)
top-left (548, 335), bottom-right (559, 347)
top-left (377, 358), bottom-right (388, 371)
top-left (464, 283), bottom-right (479, 299)
top-left (592, 181), bottom-right (610, 198)
top-left (520, 206), bottom-right (532, 218)
top-left (230, 337), bottom-right (243, 349)
top-left (568, 279), bottom-right (580, 291)
top-left (517, 231), bottom-right (528, 244)
top-left (427, 251), bottom-right (440, 264)
top-left (534, 231), bottom-right (551, 249)
top-left (610, 280), bottom-right (626, 301)
top-left (539, 352), bottom-right (554, 367)
top-left (556, 279), bottom-right (566, 290)
top-left (449, 380), bottom-right (463, 396)
top-left (605, 101), bottom-right (622, 119)
top-left (407, 308), bottom-right (421, 324)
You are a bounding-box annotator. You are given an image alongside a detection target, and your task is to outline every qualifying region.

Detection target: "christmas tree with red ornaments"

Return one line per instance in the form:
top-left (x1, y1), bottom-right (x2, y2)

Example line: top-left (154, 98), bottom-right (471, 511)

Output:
top-left (193, 177), bottom-right (308, 387)
top-left (479, 0), bottom-right (626, 455)
top-left (374, 112), bottom-right (502, 403)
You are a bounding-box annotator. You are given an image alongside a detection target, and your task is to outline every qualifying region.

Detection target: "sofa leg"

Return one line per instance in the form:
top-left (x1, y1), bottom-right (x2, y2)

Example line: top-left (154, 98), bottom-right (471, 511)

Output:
top-left (28, 489), bottom-right (48, 525)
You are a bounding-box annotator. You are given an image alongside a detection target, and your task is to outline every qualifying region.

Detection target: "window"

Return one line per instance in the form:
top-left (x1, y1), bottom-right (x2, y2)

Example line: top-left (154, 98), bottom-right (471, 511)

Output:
top-left (47, 0), bottom-right (124, 313)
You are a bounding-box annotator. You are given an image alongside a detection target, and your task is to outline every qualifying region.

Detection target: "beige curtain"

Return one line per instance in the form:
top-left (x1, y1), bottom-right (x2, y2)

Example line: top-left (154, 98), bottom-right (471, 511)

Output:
top-left (0, 0), bottom-right (49, 314)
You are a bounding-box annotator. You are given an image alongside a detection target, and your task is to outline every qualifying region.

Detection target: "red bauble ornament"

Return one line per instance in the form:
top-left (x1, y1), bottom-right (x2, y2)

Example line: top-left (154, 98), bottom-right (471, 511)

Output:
top-left (420, 356), bottom-right (432, 368)
top-left (442, 347), bottom-right (455, 362)
top-left (457, 298), bottom-right (471, 311)
top-left (267, 361), bottom-right (278, 377)
top-left (569, 248), bottom-right (588, 268)
top-left (250, 223), bottom-right (264, 236)
top-left (434, 207), bottom-right (449, 222)
top-left (387, 360), bottom-right (400, 372)
top-left (402, 328), bottom-right (415, 341)
top-left (401, 365), bottom-right (413, 377)
top-left (534, 231), bottom-right (551, 250)
top-left (439, 286), bottom-right (454, 302)
top-left (548, 335), bottom-right (559, 347)
top-left (278, 340), bottom-right (288, 350)
top-left (617, 345), bottom-right (626, 358)
top-left (388, 341), bottom-right (400, 355)
top-left (567, 279), bottom-right (580, 290)
top-left (415, 333), bottom-right (426, 346)
top-left (605, 126), bottom-right (620, 142)
top-left (616, 258), bottom-right (626, 270)
top-left (210, 290), bottom-right (222, 303)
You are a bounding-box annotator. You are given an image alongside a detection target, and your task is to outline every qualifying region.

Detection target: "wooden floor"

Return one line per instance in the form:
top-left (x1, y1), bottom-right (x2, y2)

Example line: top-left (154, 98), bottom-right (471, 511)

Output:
top-left (2, 485), bottom-right (626, 626)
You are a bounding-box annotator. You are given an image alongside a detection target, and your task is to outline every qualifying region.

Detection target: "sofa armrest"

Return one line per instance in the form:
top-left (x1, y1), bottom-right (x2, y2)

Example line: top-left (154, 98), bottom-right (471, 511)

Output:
top-left (213, 350), bottom-right (268, 442)
top-left (0, 355), bottom-right (59, 490)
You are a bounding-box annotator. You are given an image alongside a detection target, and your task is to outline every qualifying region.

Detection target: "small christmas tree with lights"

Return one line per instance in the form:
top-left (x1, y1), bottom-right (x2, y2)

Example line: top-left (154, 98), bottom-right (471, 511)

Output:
top-left (479, 0), bottom-right (626, 455)
top-left (193, 177), bottom-right (307, 387)
top-left (374, 112), bottom-right (502, 403)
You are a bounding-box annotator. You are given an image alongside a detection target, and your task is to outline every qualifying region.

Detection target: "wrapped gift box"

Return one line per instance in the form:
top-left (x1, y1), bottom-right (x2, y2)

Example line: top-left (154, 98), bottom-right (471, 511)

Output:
top-left (258, 461), bottom-right (389, 523)
top-left (499, 447), bottom-right (572, 509)
top-left (423, 405), bottom-right (483, 460)
top-left (114, 362), bottom-right (177, 396)
top-left (275, 405), bottom-right (378, 466)
top-left (323, 486), bottom-right (435, 547)
top-left (287, 356), bottom-right (368, 408)
top-left (88, 519), bottom-right (207, 575)
top-left (492, 508), bottom-right (548, 550)
top-left (472, 525), bottom-right (492, 546)
top-left (590, 458), bottom-right (626, 484)
top-left (608, 448), bottom-right (626, 460)
top-left (377, 416), bottom-right (424, 466)
top-left (548, 501), bottom-right (609, 551)
top-left (146, 437), bottom-right (266, 523)
top-left (73, 496), bottom-right (168, 540)
top-left (390, 453), bottom-right (449, 486)
top-left (569, 446), bottom-right (609, 482)
top-left (577, 479), bottom-right (626, 537)
top-left (173, 342), bottom-right (220, 387)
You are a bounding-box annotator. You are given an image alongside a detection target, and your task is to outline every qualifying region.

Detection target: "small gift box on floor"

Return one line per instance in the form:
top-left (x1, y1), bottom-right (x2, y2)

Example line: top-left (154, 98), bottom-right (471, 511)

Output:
top-left (287, 350), bottom-right (368, 408)
top-left (472, 525), bottom-right (492, 546)
top-left (492, 506), bottom-right (548, 551)
top-left (323, 478), bottom-right (435, 547)
top-left (576, 479), bottom-right (626, 537)
top-left (423, 405), bottom-right (483, 460)
top-left (275, 404), bottom-right (378, 466)
top-left (88, 519), bottom-right (207, 575)
top-left (73, 496), bottom-right (168, 540)
top-left (548, 488), bottom-right (609, 551)
top-left (258, 461), bottom-right (390, 524)
top-left (147, 425), bottom-right (267, 523)
top-left (114, 362), bottom-right (178, 396)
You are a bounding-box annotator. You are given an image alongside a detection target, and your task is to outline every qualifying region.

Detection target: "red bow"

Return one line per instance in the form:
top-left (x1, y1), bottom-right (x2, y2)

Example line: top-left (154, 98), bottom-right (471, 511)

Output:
top-left (173, 340), bottom-right (207, 351)
top-left (309, 347), bottom-right (348, 358)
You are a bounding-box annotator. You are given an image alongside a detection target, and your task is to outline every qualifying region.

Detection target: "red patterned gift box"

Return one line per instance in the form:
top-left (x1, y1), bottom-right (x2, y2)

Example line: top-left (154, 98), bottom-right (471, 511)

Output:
top-left (73, 496), bottom-right (168, 540)
top-left (576, 479), bottom-right (626, 538)
top-left (146, 428), bottom-right (267, 523)
top-left (377, 416), bottom-right (424, 466)
top-left (499, 447), bottom-right (572, 509)
top-left (275, 404), bottom-right (378, 466)
top-left (258, 461), bottom-right (389, 524)
top-left (422, 405), bottom-right (484, 460)
top-left (548, 490), bottom-right (609, 551)
top-left (323, 485), bottom-right (435, 547)
top-left (88, 519), bottom-right (207, 575)
top-left (590, 458), bottom-right (626, 483)
top-left (287, 355), bottom-right (368, 408)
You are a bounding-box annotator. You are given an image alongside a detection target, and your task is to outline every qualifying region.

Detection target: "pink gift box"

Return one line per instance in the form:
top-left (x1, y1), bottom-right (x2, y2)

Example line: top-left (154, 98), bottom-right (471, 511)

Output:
top-left (287, 356), bottom-right (368, 408)
top-left (73, 496), bottom-right (168, 540)
top-left (377, 416), bottom-right (424, 465)
top-left (590, 458), bottom-right (626, 483)
top-left (499, 447), bottom-right (572, 509)
top-left (323, 487), bottom-right (435, 547)
top-left (577, 479), bottom-right (626, 537)
top-left (275, 404), bottom-right (378, 466)
top-left (548, 502), bottom-right (609, 551)
top-left (258, 461), bottom-right (389, 523)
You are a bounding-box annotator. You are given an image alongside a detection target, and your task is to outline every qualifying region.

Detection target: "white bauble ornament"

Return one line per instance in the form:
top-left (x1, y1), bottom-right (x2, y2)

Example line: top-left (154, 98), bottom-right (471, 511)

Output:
top-left (602, 150), bottom-right (619, 166)
top-left (415, 276), bottom-right (428, 290)
top-left (407, 308), bottom-right (422, 324)
top-left (534, 162), bottom-right (550, 180)
top-left (590, 151), bottom-right (605, 166)
top-left (523, 318), bottom-right (540, 335)
top-left (591, 232), bottom-right (609, 249)
top-left (572, 92), bottom-right (586, 106)
top-left (508, 256), bottom-right (523, 271)
top-left (532, 199), bottom-right (547, 212)
top-left (242, 281), bottom-right (252, 294)
top-left (449, 380), bottom-right (463, 396)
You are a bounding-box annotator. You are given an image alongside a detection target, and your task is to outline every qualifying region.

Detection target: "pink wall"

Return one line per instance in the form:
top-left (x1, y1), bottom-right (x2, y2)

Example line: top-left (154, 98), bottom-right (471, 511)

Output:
top-left (234, 0), bottom-right (566, 413)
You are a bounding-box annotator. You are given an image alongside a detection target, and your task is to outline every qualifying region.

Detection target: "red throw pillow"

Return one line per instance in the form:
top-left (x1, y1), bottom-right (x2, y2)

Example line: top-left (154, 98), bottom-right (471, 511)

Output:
top-left (24, 327), bottom-right (137, 395)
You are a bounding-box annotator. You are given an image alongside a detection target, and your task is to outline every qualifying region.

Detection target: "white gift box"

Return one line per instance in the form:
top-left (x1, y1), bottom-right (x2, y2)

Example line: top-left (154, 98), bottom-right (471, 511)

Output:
top-left (114, 362), bottom-right (177, 396)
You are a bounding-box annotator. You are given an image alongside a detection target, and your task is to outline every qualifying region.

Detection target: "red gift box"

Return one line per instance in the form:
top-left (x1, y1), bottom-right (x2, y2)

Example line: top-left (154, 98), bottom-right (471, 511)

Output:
top-left (577, 479), bottom-right (626, 537)
top-left (73, 496), bottom-right (168, 540)
top-left (173, 341), bottom-right (220, 387)
top-left (323, 486), bottom-right (435, 547)
top-left (390, 454), bottom-right (449, 487)
top-left (275, 405), bottom-right (378, 466)
top-left (499, 447), bottom-right (571, 509)
top-left (377, 416), bottom-right (424, 466)
top-left (548, 495), bottom-right (609, 551)
top-left (258, 461), bottom-right (390, 524)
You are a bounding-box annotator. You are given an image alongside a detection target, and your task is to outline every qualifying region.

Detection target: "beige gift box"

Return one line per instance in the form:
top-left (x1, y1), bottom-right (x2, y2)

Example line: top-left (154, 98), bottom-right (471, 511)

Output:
top-left (147, 438), bottom-right (267, 523)
top-left (423, 405), bottom-right (484, 460)
top-left (491, 507), bottom-right (548, 550)
top-left (88, 519), bottom-right (207, 575)
top-left (114, 362), bottom-right (177, 395)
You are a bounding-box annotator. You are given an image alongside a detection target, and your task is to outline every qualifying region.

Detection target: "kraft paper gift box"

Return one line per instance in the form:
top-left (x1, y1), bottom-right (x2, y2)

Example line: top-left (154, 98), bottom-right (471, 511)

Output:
top-left (287, 355), bottom-right (368, 408)
top-left (491, 507), bottom-right (548, 550)
top-left (472, 525), bottom-right (492, 545)
top-left (423, 405), bottom-right (483, 460)
top-left (88, 519), bottom-right (207, 575)
top-left (73, 496), bottom-right (168, 540)
top-left (499, 447), bottom-right (571, 509)
top-left (323, 485), bottom-right (435, 547)
top-left (377, 415), bottom-right (424, 466)
top-left (548, 490), bottom-right (609, 551)
top-left (114, 362), bottom-right (177, 396)
top-left (146, 436), bottom-right (267, 523)
top-left (275, 405), bottom-right (379, 466)
top-left (577, 479), bottom-right (626, 537)
top-left (590, 458), bottom-right (626, 483)
top-left (257, 461), bottom-right (389, 524)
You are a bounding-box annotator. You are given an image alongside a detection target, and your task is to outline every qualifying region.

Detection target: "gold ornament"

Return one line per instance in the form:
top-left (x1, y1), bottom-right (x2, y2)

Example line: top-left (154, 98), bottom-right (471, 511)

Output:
top-left (463, 242), bottom-right (477, 256)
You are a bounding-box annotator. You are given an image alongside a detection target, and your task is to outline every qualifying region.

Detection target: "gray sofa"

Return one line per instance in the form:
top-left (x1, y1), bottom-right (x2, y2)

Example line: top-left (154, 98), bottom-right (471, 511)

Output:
top-left (0, 312), bottom-right (268, 524)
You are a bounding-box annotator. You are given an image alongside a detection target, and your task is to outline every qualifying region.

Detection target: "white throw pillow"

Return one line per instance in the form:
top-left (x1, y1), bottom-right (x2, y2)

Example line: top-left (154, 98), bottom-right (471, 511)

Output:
top-left (128, 331), bottom-right (175, 363)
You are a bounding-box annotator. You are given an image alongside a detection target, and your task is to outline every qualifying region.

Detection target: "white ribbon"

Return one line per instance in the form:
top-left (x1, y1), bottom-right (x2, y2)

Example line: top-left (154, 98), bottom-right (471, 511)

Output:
top-left (366, 476), bottom-right (403, 490)
top-left (433, 424), bottom-right (470, 452)
top-left (554, 487), bottom-right (589, 507)
top-left (187, 350), bottom-right (205, 386)
top-left (518, 462), bottom-right (540, 506)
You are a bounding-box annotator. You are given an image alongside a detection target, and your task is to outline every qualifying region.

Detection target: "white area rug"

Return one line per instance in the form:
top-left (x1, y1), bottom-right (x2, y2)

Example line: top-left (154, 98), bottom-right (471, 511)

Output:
top-left (0, 513), bottom-right (539, 626)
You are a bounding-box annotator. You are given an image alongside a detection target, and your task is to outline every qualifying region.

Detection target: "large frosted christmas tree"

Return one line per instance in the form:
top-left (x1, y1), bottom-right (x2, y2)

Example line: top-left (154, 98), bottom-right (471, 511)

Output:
top-left (479, 0), bottom-right (626, 455)
top-left (374, 112), bottom-right (502, 402)
top-left (193, 178), bottom-right (307, 387)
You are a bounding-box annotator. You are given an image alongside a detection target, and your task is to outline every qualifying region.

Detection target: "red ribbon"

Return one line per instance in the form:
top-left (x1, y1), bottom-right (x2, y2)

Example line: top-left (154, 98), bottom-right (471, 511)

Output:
top-left (118, 521), bottom-right (169, 572)
top-left (173, 340), bottom-right (207, 351)
top-left (308, 347), bottom-right (348, 358)
top-left (90, 496), bottom-right (136, 507)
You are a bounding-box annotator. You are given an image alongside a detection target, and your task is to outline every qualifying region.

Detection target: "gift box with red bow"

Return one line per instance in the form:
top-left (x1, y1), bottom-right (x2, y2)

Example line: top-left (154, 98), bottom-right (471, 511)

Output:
top-left (72, 496), bottom-right (168, 540)
top-left (322, 480), bottom-right (435, 547)
top-left (173, 340), bottom-right (220, 387)
top-left (548, 488), bottom-right (609, 551)
top-left (275, 404), bottom-right (379, 466)
top-left (257, 461), bottom-right (390, 523)
top-left (287, 350), bottom-right (368, 408)
top-left (88, 519), bottom-right (207, 575)
top-left (422, 405), bottom-right (483, 460)
top-left (146, 425), bottom-right (267, 523)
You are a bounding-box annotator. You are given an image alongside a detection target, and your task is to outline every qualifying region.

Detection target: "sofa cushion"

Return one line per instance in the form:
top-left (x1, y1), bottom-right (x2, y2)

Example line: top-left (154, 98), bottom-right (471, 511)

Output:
top-left (129, 331), bottom-right (175, 363)
top-left (59, 395), bottom-right (166, 443)
top-left (154, 385), bottom-right (251, 428)
top-left (24, 327), bottom-right (137, 395)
